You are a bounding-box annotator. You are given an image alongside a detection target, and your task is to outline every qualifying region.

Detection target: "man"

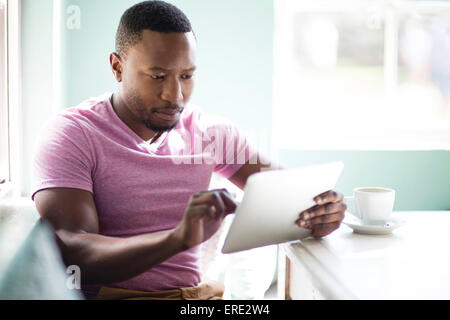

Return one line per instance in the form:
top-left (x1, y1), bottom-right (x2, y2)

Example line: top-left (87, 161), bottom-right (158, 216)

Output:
top-left (32, 1), bottom-right (346, 300)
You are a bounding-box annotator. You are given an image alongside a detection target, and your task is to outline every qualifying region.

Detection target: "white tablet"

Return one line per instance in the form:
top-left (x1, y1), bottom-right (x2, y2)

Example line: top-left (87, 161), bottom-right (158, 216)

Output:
top-left (221, 161), bottom-right (344, 254)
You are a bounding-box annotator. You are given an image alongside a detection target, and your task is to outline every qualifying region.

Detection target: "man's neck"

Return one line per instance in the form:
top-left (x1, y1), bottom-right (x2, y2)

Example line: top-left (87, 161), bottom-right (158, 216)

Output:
top-left (111, 93), bottom-right (157, 142)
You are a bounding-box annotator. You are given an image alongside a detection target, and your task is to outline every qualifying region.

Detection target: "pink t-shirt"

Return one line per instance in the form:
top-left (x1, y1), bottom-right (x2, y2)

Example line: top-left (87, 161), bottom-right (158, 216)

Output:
top-left (31, 93), bottom-right (255, 298)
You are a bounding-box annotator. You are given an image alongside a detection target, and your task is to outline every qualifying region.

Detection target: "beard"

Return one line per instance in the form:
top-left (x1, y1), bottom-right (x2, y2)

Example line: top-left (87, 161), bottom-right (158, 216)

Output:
top-left (127, 90), bottom-right (183, 134)
top-left (143, 117), bottom-right (179, 133)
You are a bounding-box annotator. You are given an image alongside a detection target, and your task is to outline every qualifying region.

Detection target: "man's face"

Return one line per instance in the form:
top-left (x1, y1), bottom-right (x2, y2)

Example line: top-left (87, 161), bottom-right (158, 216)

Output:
top-left (117, 30), bottom-right (197, 133)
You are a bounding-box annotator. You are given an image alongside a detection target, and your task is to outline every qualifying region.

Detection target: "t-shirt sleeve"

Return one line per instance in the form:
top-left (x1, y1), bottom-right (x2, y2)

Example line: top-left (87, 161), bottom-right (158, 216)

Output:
top-left (210, 122), bottom-right (258, 179)
top-left (31, 114), bottom-right (95, 200)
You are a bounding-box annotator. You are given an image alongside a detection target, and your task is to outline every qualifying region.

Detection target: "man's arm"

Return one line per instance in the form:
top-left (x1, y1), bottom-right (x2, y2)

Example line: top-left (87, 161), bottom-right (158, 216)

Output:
top-left (34, 187), bottom-right (236, 285)
top-left (228, 153), bottom-right (346, 238)
top-left (228, 153), bottom-right (278, 190)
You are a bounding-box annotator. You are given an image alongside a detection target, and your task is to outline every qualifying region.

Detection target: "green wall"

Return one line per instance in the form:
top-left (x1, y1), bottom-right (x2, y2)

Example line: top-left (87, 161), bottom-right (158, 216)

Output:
top-left (21, 0), bottom-right (450, 210)
top-left (56, 0), bottom-right (274, 140)
top-left (278, 150), bottom-right (450, 211)
top-left (21, 0), bottom-right (54, 197)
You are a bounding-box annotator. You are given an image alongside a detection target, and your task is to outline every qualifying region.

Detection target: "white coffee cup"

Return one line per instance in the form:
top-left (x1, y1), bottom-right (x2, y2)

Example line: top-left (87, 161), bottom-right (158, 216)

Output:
top-left (345, 187), bottom-right (395, 225)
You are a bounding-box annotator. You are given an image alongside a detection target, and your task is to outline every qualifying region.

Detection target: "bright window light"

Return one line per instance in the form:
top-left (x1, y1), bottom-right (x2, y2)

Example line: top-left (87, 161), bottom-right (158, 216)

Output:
top-left (0, 0), bottom-right (8, 181)
top-left (273, 0), bottom-right (450, 150)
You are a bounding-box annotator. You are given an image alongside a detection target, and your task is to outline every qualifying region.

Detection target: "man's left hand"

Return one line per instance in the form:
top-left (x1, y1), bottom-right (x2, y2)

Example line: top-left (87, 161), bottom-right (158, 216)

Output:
top-left (296, 190), bottom-right (347, 239)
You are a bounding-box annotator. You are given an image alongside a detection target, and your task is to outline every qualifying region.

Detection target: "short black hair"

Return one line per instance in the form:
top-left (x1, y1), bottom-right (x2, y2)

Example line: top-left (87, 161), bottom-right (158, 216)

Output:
top-left (115, 0), bottom-right (193, 57)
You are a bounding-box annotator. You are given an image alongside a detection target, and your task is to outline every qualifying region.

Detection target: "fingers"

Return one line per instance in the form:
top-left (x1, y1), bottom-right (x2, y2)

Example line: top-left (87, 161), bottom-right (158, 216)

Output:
top-left (191, 192), bottom-right (225, 219)
top-left (190, 189), bottom-right (238, 219)
top-left (188, 204), bottom-right (217, 220)
top-left (297, 190), bottom-right (347, 237)
top-left (313, 190), bottom-right (343, 205)
top-left (312, 221), bottom-right (341, 239)
top-left (299, 202), bottom-right (347, 222)
top-left (304, 210), bottom-right (345, 227)
top-left (218, 190), bottom-right (238, 214)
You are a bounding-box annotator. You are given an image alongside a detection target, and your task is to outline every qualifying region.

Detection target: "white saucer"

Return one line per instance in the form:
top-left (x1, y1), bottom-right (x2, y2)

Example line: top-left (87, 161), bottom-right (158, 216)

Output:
top-left (343, 215), bottom-right (406, 235)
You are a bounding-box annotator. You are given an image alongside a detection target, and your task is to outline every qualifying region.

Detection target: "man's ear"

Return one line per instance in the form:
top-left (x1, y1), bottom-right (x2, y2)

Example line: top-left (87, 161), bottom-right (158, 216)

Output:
top-left (110, 52), bottom-right (123, 82)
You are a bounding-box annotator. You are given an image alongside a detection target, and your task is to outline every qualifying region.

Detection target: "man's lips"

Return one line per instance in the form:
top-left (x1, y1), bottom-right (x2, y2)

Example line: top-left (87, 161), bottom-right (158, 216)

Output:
top-left (153, 109), bottom-right (181, 121)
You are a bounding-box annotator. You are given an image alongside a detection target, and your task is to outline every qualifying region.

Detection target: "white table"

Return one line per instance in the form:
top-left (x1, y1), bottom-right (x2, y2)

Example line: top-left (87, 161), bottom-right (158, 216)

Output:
top-left (279, 211), bottom-right (450, 300)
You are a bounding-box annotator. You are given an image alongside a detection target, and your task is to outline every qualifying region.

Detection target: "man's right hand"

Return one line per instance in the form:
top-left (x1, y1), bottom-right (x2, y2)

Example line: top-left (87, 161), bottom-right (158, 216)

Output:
top-left (171, 189), bottom-right (237, 250)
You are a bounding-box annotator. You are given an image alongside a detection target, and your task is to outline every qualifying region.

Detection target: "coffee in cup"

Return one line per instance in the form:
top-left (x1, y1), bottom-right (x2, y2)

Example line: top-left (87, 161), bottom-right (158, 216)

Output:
top-left (345, 187), bottom-right (395, 225)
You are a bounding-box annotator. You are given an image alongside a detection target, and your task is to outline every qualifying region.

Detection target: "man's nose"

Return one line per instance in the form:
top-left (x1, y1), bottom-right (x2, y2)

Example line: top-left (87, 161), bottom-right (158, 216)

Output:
top-left (161, 78), bottom-right (183, 104)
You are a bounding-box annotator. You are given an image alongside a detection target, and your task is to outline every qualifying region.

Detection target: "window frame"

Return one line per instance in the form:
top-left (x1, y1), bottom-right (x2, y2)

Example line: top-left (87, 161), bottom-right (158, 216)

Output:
top-left (0, 0), bottom-right (22, 196)
top-left (0, 0), bottom-right (9, 185)
top-left (273, 0), bottom-right (450, 151)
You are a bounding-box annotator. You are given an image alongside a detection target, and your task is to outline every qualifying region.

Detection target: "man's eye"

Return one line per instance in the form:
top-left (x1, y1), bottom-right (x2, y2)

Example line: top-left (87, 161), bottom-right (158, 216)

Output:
top-left (150, 75), bottom-right (165, 80)
top-left (181, 74), bottom-right (193, 80)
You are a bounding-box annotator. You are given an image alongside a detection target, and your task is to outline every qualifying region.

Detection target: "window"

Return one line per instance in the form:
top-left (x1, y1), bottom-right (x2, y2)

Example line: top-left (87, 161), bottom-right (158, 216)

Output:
top-left (0, 0), bottom-right (22, 195)
top-left (273, 0), bottom-right (450, 150)
top-left (0, 0), bottom-right (8, 181)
